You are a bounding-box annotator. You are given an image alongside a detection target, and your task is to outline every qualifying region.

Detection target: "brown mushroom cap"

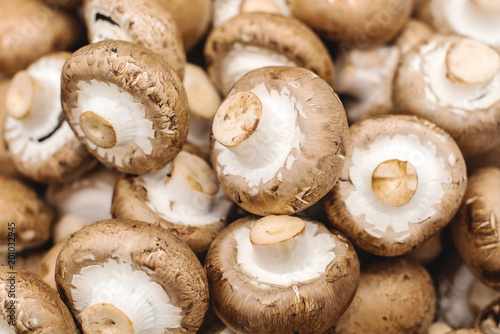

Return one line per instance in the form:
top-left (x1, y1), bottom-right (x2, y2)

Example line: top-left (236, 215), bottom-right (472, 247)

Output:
top-left (205, 13), bottom-right (335, 94)
top-left (55, 218), bottom-right (209, 333)
top-left (288, 0), bottom-right (414, 48)
top-left (210, 66), bottom-right (349, 216)
top-left (61, 40), bottom-right (190, 175)
top-left (0, 176), bottom-right (53, 252)
top-left (205, 215), bottom-right (360, 333)
top-left (451, 167), bottom-right (500, 290)
top-left (334, 258), bottom-right (436, 334)
top-left (4, 52), bottom-right (97, 184)
top-left (393, 34), bottom-right (500, 156)
top-left (0, 266), bottom-right (78, 332)
top-left (324, 115), bottom-right (467, 257)
top-left (0, 0), bottom-right (83, 75)
top-left (83, 0), bottom-right (186, 78)
top-left (475, 296), bottom-right (500, 333)
top-left (406, 229), bottom-right (443, 265)
top-left (112, 151), bottom-right (232, 256)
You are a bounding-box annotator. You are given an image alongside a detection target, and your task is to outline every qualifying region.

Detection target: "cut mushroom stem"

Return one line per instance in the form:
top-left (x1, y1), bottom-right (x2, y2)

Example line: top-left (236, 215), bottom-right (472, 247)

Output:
top-left (371, 159), bottom-right (418, 207)
top-left (446, 39), bottom-right (500, 85)
top-left (174, 151), bottom-right (219, 197)
top-left (249, 215), bottom-right (308, 273)
top-left (6, 71), bottom-right (39, 120)
top-left (82, 302), bottom-right (134, 334)
top-left (79, 111), bottom-right (118, 149)
top-left (471, 0), bottom-right (500, 12)
top-left (240, 0), bottom-right (281, 14)
top-left (212, 91), bottom-right (262, 147)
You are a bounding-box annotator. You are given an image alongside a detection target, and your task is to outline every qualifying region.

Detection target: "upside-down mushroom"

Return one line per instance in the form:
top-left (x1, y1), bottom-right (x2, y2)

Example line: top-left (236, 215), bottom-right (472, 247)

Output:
top-left (324, 115), bottom-right (467, 256)
top-left (112, 151), bottom-right (233, 255)
top-left (0, 0), bottom-right (83, 75)
top-left (205, 13), bottom-right (335, 95)
top-left (205, 215), bottom-right (360, 333)
top-left (83, 0), bottom-right (186, 78)
top-left (212, 0), bottom-right (291, 27)
top-left (56, 218), bottom-right (209, 333)
top-left (210, 66), bottom-right (349, 216)
top-left (0, 266), bottom-right (78, 332)
top-left (4, 52), bottom-right (97, 183)
top-left (393, 35), bottom-right (500, 156)
top-left (61, 40), bottom-right (190, 175)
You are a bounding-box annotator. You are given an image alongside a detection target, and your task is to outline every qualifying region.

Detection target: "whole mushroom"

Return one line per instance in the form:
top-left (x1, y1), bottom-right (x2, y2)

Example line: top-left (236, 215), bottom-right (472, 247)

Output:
top-left (61, 40), bottom-right (190, 175)
top-left (205, 215), bottom-right (360, 333)
top-left (210, 66), bottom-right (349, 216)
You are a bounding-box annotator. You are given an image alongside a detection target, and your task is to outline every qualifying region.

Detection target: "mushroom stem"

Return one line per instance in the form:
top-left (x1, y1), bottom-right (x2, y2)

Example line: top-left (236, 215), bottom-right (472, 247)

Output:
top-left (470, 0), bottom-right (500, 12)
top-left (446, 39), bottom-right (500, 85)
top-left (249, 215), bottom-right (309, 273)
top-left (79, 111), bottom-right (118, 149)
top-left (174, 151), bottom-right (219, 196)
top-left (240, 0), bottom-right (281, 14)
top-left (371, 159), bottom-right (418, 207)
top-left (81, 303), bottom-right (134, 334)
top-left (6, 70), bottom-right (39, 120)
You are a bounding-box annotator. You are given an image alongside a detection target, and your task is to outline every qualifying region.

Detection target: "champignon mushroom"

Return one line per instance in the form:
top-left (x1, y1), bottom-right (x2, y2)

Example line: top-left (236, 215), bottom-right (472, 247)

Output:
top-left (451, 167), bottom-right (500, 289)
top-left (288, 0), bottom-right (414, 49)
top-left (324, 115), bottom-right (467, 256)
top-left (212, 0), bottom-right (291, 27)
top-left (61, 40), bottom-right (190, 175)
top-left (417, 0), bottom-right (500, 51)
top-left (334, 258), bottom-right (436, 334)
top-left (112, 150), bottom-right (233, 256)
top-left (56, 218), bottom-right (209, 333)
top-left (211, 66), bottom-right (349, 216)
top-left (4, 52), bottom-right (97, 183)
top-left (406, 230), bottom-right (443, 265)
top-left (475, 297), bottom-right (500, 333)
top-left (83, 0), bottom-right (186, 78)
top-left (158, 0), bottom-right (211, 51)
top-left (205, 13), bottom-right (335, 95)
top-left (45, 166), bottom-right (120, 242)
top-left (469, 280), bottom-right (500, 316)
top-left (0, 266), bottom-right (79, 332)
top-left (0, 0), bottom-right (83, 75)
top-left (0, 176), bottom-right (53, 252)
top-left (205, 215), bottom-right (360, 333)
top-left (393, 34), bottom-right (500, 156)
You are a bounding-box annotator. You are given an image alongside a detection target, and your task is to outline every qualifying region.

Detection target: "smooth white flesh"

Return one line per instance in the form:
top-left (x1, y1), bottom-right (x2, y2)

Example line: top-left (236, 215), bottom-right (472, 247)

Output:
top-left (345, 134), bottom-right (451, 239)
top-left (219, 44), bottom-right (296, 94)
top-left (443, 0), bottom-right (500, 47)
top-left (214, 82), bottom-right (304, 188)
top-left (142, 152), bottom-right (232, 225)
top-left (234, 220), bottom-right (336, 286)
top-left (71, 259), bottom-right (182, 334)
top-left (4, 56), bottom-right (76, 164)
top-left (420, 41), bottom-right (500, 114)
top-left (213, 0), bottom-right (291, 27)
top-left (72, 80), bottom-right (156, 168)
top-left (87, 7), bottom-right (134, 43)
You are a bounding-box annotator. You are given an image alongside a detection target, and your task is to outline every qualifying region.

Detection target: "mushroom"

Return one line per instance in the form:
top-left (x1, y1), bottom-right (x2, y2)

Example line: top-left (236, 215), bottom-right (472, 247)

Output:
top-left (406, 229), bottom-right (443, 265)
top-left (324, 115), bottom-right (467, 257)
top-left (3, 52), bottom-right (97, 183)
top-left (0, 176), bottom-right (53, 253)
top-left (0, 78), bottom-right (19, 177)
top-left (204, 13), bottom-right (335, 95)
top-left (56, 218), bottom-right (209, 333)
top-left (210, 66), bottom-right (349, 216)
top-left (112, 150), bottom-right (233, 256)
top-left (45, 166), bottom-right (120, 242)
top-left (183, 63), bottom-right (221, 157)
top-left (417, 0), bottom-right (500, 51)
top-left (83, 0), bottom-right (186, 78)
top-left (469, 280), bottom-right (500, 316)
top-left (212, 0), bottom-right (291, 27)
top-left (475, 297), bottom-right (500, 333)
top-left (333, 258), bottom-right (436, 334)
top-left (0, 266), bottom-right (79, 332)
top-left (159, 0), bottom-right (212, 51)
top-left (36, 239), bottom-right (67, 291)
top-left (288, 0), bottom-right (414, 49)
top-left (205, 215), bottom-right (360, 333)
top-left (451, 167), bottom-right (500, 290)
top-left (0, 0), bottom-right (84, 75)
top-left (393, 34), bottom-right (500, 156)
top-left (61, 40), bottom-right (190, 175)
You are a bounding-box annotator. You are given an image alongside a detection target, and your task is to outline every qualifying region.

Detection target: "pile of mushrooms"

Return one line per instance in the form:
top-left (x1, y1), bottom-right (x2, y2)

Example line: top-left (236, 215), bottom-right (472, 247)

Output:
top-left (4, 1), bottom-right (500, 333)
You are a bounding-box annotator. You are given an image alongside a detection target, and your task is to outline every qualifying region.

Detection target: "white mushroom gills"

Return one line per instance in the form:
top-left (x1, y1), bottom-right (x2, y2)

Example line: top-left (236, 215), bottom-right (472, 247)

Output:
top-left (142, 151), bottom-right (232, 225)
top-left (88, 9), bottom-right (134, 43)
top-left (71, 259), bottom-right (182, 334)
top-left (235, 217), bottom-right (337, 286)
top-left (213, 0), bottom-right (291, 27)
top-left (240, 0), bottom-right (282, 14)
